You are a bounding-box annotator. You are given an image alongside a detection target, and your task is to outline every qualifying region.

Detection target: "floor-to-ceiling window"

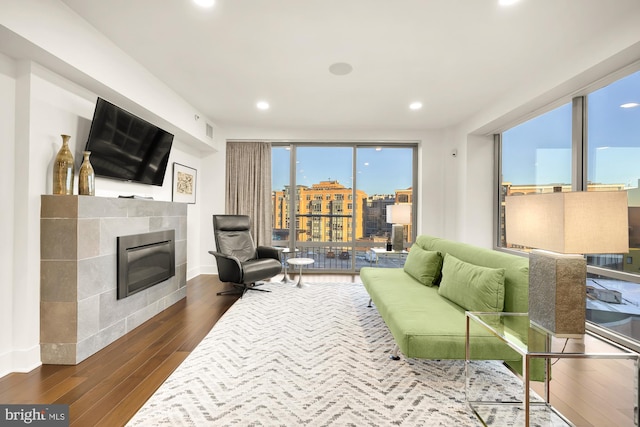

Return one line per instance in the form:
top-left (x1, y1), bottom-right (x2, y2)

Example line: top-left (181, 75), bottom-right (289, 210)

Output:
top-left (272, 143), bottom-right (417, 273)
top-left (295, 146), bottom-right (356, 270)
top-left (584, 71), bottom-right (640, 343)
top-left (272, 145), bottom-right (291, 243)
top-left (499, 102), bottom-right (573, 248)
top-left (498, 68), bottom-right (640, 348)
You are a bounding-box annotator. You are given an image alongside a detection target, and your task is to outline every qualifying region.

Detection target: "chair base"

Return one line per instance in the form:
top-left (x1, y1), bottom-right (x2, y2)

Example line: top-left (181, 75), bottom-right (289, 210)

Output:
top-left (217, 281), bottom-right (271, 298)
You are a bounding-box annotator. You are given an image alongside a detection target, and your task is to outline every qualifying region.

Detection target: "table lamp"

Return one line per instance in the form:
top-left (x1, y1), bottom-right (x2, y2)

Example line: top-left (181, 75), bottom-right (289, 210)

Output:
top-left (386, 204), bottom-right (411, 252)
top-left (505, 191), bottom-right (628, 337)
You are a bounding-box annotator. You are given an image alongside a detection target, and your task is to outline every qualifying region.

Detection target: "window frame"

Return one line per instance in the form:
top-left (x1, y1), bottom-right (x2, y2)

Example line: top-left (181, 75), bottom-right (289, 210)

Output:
top-left (273, 141), bottom-right (418, 274)
top-left (494, 66), bottom-right (640, 351)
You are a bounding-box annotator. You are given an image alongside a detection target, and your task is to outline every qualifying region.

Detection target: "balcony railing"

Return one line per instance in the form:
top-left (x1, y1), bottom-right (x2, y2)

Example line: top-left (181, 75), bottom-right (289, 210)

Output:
top-left (272, 213), bottom-right (409, 272)
top-left (273, 242), bottom-right (408, 272)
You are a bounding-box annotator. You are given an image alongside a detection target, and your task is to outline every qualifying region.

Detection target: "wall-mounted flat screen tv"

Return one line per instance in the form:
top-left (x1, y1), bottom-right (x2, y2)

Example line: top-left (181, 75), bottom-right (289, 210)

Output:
top-left (84, 97), bottom-right (174, 186)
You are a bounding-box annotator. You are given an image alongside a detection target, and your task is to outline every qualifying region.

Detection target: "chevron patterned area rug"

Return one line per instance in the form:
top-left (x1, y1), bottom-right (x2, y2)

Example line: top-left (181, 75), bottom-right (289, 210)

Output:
top-left (126, 281), bottom-right (541, 426)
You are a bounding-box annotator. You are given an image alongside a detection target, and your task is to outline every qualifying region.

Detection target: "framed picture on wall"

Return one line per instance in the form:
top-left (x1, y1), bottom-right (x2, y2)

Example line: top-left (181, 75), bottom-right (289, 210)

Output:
top-left (172, 163), bottom-right (197, 204)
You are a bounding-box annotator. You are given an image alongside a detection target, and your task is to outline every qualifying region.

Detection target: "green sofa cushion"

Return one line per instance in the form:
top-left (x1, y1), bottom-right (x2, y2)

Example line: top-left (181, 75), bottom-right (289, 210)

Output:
top-left (415, 235), bottom-right (529, 314)
top-left (403, 245), bottom-right (443, 286)
top-left (438, 253), bottom-right (506, 312)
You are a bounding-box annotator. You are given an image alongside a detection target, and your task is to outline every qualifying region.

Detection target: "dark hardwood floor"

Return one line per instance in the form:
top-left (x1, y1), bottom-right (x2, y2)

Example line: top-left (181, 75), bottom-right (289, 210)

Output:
top-left (0, 275), bottom-right (240, 427)
top-left (0, 273), bottom-right (635, 426)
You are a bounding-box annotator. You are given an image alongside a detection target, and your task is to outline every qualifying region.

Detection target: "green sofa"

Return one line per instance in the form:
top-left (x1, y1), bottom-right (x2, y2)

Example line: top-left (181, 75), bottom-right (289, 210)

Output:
top-left (361, 235), bottom-right (533, 376)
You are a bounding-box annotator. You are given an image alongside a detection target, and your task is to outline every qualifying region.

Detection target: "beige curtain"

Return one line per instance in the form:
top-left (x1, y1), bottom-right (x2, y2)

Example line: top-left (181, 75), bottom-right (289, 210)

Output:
top-left (225, 141), bottom-right (272, 246)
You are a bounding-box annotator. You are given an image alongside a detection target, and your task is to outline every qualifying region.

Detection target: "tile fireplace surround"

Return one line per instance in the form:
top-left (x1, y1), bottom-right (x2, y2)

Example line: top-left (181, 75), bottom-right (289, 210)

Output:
top-left (40, 195), bottom-right (187, 365)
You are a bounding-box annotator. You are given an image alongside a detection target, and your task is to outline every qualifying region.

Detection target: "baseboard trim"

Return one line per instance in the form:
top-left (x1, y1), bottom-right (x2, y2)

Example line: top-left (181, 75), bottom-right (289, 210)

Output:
top-left (198, 265), bottom-right (218, 275)
top-left (0, 345), bottom-right (41, 378)
top-left (187, 266), bottom-right (203, 280)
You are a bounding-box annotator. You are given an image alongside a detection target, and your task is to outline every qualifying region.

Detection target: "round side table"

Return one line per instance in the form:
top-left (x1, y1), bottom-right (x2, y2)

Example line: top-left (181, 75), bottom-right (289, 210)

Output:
top-left (279, 248), bottom-right (299, 284)
top-left (286, 257), bottom-right (314, 288)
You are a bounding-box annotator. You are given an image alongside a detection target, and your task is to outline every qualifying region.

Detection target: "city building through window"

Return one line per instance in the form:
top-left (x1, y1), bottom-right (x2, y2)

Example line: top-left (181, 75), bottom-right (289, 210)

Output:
top-left (272, 144), bottom-right (417, 273)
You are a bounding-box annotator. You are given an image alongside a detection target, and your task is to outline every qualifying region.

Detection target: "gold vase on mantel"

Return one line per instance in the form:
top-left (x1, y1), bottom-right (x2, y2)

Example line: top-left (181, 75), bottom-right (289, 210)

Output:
top-left (53, 134), bottom-right (74, 195)
top-left (78, 151), bottom-right (95, 196)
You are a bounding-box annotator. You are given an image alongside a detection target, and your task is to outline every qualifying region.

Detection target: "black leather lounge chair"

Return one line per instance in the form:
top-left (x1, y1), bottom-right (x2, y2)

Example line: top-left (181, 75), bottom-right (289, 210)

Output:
top-left (208, 215), bottom-right (282, 297)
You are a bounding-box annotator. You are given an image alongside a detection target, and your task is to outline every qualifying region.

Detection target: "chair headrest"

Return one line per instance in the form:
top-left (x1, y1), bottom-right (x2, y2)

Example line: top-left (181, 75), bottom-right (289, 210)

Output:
top-left (213, 215), bottom-right (251, 232)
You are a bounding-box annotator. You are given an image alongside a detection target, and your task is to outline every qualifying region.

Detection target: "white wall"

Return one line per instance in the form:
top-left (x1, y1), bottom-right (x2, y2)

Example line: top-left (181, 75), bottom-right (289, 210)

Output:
top-left (460, 134), bottom-right (495, 247)
top-left (439, 127), bottom-right (462, 241)
top-left (0, 52), bottom-right (17, 376)
top-left (10, 61), bottom-right (41, 376)
top-left (198, 148), bottom-right (227, 274)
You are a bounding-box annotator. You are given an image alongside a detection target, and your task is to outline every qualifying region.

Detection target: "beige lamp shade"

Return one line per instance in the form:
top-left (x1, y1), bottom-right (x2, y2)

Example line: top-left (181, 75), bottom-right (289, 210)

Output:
top-left (386, 204), bottom-right (412, 225)
top-left (505, 191), bottom-right (629, 254)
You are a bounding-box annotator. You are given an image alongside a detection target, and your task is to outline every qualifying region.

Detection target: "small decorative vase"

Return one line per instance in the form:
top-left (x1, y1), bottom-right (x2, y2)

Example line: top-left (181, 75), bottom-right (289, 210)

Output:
top-left (53, 134), bottom-right (74, 195)
top-left (78, 151), bottom-right (95, 196)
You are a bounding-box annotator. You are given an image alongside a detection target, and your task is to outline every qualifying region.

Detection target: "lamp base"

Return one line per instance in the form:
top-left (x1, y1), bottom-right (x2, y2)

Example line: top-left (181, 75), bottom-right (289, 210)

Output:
top-left (529, 249), bottom-right (586, 337)
top-left (391, 224), bottom-right (404, 252)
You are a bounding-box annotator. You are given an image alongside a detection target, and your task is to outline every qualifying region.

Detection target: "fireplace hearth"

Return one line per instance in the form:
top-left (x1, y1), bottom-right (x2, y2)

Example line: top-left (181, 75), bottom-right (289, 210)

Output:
top-left (117, 230), bottom-right (176, 299)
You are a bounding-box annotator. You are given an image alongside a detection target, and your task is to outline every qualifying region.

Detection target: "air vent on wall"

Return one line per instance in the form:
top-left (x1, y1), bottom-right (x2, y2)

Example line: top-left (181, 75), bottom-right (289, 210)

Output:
top-left (206, 123), bottom-right (214, 139)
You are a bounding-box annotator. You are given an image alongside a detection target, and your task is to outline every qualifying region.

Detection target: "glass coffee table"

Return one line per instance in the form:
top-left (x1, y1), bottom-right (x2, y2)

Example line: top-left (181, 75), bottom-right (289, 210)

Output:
top-left (286, 257), bottom-right (314, 288)
top-left (465, 312), bottom-right (639, 426)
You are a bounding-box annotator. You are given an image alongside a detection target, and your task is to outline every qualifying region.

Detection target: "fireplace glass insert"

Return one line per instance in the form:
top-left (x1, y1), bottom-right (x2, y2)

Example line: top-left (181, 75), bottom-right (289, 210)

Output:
top-left (117, 229), bottom-right (175, 299)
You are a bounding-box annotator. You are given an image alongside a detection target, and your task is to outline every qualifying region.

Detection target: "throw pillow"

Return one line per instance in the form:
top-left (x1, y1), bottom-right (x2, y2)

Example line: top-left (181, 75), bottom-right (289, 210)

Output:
top-left (403, 245), bottom-right (443, 286)
top-left (438, 253), bottom-right (506, 312)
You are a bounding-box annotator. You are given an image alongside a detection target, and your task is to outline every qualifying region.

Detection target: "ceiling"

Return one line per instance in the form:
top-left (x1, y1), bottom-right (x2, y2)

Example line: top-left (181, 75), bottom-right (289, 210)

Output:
top-left (59, 0), bottom-right (640, 132)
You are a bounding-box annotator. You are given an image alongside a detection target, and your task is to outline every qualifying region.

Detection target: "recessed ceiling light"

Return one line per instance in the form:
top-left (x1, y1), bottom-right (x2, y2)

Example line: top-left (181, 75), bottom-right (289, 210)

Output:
top-left (329, 63), bottom-right (353, 76)
top-left (621, 102), bottom-right (639, 109)
top-left (499, 0), bottom-right (520, 6)
top-left (256, 101), bottom-right (270, 110)
top-left (193, 0), bottom-right (215, 7)
top-left (409, 102), bottom-right (423, 110)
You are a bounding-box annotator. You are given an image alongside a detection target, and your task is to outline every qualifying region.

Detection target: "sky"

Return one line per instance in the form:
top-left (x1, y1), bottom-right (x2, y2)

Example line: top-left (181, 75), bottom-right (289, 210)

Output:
top-left (272, 146), bottom-right (413, 196)
top-left (502, 70), bottom-right (640, 186)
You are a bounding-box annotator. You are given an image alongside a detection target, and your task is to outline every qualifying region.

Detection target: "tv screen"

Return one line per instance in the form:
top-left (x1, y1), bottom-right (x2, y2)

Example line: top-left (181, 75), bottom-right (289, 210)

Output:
top-left (84, 97), bottom-right (174, 186)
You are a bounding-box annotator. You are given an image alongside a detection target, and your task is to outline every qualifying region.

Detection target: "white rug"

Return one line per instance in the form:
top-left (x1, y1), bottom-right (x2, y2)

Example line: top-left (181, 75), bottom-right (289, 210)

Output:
top-left (127, 281), bottom-right (542, 426)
